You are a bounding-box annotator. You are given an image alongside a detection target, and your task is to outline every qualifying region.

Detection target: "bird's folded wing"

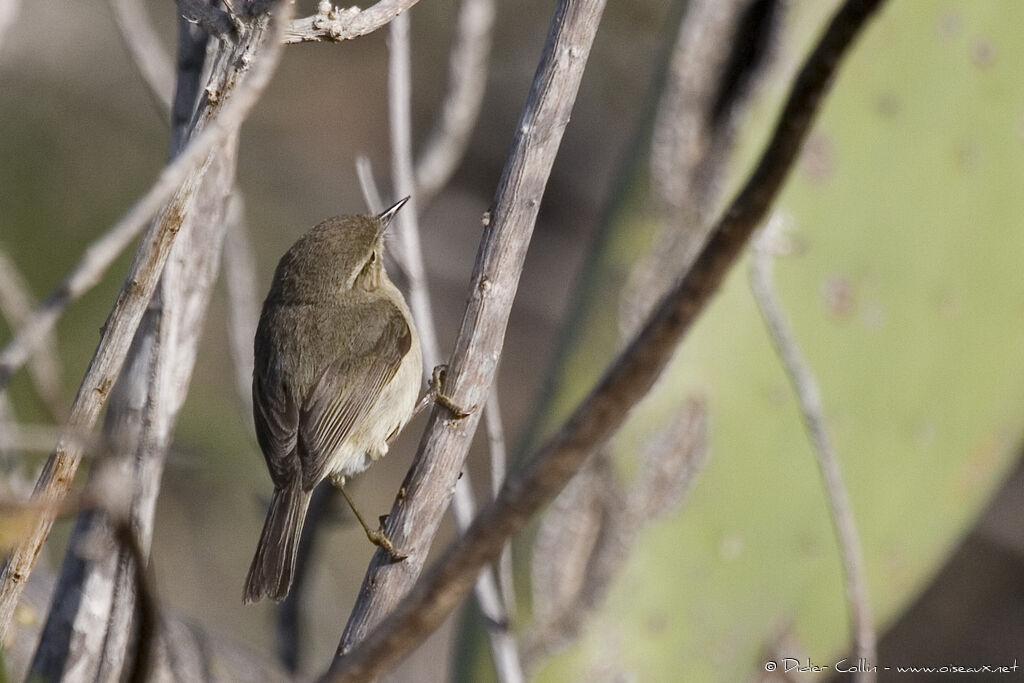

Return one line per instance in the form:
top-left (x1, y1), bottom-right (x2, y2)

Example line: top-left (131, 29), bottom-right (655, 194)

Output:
top-left (297, 307), bottom-right (412, 489)
top-left (253, 366), bottom-right (300, 486)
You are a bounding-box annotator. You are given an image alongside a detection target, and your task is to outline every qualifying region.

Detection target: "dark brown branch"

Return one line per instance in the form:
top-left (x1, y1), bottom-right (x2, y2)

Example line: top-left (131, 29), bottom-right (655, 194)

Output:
top-left (322, 0), bottom-right (887, 678)
top-left (330, 0), bottom-right (609, 675)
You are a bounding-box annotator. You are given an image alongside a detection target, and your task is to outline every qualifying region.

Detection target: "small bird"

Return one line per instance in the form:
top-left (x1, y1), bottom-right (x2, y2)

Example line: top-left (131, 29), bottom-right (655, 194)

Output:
top-left (244, 197), bottom-right (422, 604)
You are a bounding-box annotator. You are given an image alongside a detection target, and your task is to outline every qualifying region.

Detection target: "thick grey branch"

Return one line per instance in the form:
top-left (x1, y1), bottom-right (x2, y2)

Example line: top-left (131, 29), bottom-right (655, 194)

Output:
top-left (322, 0), bottom-right (887, 678)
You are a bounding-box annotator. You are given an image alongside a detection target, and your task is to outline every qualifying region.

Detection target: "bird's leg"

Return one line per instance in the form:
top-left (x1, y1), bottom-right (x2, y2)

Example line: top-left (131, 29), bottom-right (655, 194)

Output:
top-left (331, 476), bottom-right (407, 562)
top-left (412, 364), bottom-right (475, 419)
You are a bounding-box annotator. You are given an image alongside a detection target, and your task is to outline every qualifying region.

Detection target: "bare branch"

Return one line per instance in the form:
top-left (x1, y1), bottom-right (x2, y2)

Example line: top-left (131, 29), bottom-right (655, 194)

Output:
top-left (414, 0), bottom-right (495, 205)
top-left (329, 0), bottom-right (609, 677)
top-left (750, 217), bottom-right (876, 682)
top-left (322, 0), bottom-right (887, 677)
top-left (108, 0), bottom-right (176, 118)
top-left (0, 3), bottom-right (293, 640)
top-left (0, 249), bottom-right (65, 421)
top-left (285, 0), bottom-right (422, 44)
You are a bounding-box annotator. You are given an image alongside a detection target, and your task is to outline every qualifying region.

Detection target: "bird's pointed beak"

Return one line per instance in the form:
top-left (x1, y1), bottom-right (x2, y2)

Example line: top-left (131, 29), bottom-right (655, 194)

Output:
top-left (378, 196), bottom-right (410, 232)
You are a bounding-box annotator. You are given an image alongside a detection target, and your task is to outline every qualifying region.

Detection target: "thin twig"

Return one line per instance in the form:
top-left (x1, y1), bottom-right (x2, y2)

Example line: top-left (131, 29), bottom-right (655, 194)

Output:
top-left (0, 0), bottom-right (21, 51)
top-left (108, 0), bottom-right (176, 119)
top-left (329, 0), bottom-right (609, 677)
top-left (388, 14), bottom-right (523, 681)
top-left (323, 1), bottom-right (886, 678)
top-left (484, 386), bottom-right (516, 620)
top-left (750, 218), bottom-right (876, 682)
top-left (355, 157), bottom-right (385, 215)
top-left (285, 0), bottom-right (422, 44)
top-left (222, 194), bottom-right (260, 419)
top-left (414, 0), bottom-right (495, 205)
top-left (0, 248), bottom-right (65, 421)
top-left (387, 13), bottom-right (441, 371)
top-left (0, 3), bottom-right (293, 640)
top-left (0, 220), bottom-right (146, 391)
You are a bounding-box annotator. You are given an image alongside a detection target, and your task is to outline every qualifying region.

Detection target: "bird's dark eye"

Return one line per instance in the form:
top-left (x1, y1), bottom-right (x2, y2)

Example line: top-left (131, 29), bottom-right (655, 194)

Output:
top-left (369, 251), bottom-right (377, 263)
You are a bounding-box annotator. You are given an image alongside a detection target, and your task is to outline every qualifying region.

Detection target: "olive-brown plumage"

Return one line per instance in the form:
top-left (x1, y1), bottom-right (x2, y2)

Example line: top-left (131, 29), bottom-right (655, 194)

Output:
top-left (243, 198), bottom-right (421, 604)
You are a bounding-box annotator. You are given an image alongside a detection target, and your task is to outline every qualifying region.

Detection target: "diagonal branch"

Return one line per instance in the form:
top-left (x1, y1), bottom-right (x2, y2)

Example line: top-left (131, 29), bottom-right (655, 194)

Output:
top-left (322, 0), bottom-right (887, 678)
top-left (0, 2), bottom-right (292, 640)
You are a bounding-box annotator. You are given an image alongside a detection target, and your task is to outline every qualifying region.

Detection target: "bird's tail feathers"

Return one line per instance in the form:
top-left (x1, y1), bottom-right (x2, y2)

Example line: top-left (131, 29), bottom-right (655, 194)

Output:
top-left (243, 483), bottom-right (312, 604)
